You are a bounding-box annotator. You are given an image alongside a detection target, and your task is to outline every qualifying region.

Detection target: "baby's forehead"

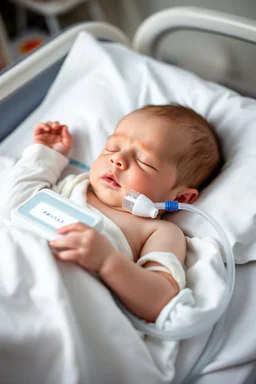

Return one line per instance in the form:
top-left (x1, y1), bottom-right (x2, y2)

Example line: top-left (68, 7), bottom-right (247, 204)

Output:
top-left (114, 117), bottom-right (183, 162)
top-left (117, 110), bottom-right (183, 138)
top-left (117, 111), bottom-right (174, 133)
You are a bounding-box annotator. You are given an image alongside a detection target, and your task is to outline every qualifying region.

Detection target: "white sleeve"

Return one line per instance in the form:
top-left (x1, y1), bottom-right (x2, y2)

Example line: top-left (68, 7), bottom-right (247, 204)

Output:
top-left (0, 144), bottom-right (69, 219)
top-left (137, 252), bottom-right (186, 291)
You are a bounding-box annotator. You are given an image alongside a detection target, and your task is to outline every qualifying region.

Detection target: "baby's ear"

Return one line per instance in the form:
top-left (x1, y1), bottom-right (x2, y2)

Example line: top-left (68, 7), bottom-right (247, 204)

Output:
top-left (175, 188), bottom-right (199, 204)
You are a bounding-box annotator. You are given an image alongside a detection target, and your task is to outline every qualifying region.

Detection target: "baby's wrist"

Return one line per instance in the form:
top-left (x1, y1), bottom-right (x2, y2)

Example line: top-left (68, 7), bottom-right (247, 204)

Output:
top-left (99, 250), bottom-right (123, 280)
top-left (33, 140), bottom-right (68, 156)
top-left (33, 140), bottom-right (51, 150)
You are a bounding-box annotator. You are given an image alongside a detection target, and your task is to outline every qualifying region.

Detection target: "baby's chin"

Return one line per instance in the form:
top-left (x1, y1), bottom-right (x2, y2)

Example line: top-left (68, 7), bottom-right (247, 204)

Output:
top-left (93, 188), bottom-right (124, 210)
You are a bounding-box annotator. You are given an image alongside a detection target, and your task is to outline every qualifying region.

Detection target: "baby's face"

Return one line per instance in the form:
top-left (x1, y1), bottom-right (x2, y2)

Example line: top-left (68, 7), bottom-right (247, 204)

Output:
top-left (89, 111), bottom-right (183, 209)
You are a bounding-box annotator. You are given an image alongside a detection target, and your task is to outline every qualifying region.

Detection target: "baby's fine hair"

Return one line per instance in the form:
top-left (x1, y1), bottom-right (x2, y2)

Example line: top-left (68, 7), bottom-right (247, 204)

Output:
top-left (140, 104), bottom-right (223, 190)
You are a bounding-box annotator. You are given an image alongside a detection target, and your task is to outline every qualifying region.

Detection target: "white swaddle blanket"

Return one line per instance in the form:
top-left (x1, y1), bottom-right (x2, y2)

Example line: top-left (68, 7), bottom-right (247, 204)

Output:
top-left (0, 219), bottom-right (226, 383)
top-left (0, 32), bottom-right (227, 383)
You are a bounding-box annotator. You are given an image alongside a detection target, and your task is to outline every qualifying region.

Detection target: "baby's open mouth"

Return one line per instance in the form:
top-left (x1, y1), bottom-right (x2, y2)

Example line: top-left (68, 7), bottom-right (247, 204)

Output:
top-left (101, 174), bottom-right (121, 188)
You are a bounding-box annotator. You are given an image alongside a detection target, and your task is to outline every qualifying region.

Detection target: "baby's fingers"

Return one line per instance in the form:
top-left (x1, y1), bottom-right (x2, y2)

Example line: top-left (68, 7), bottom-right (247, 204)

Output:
top-left (62, 125), bottom-right (69, 134)
top-left (34, 123), bottom-right (51, 134)
top-left (51, 122), bottom-right (65, 134)
top-left (49, 232), bottom-right (81, 249)
top-left (55, 249), bottom-right (81, 261)
top-left (57, 222), bottom-right (90, 234)
top-left (62, 125), bottom-right (72, 147)
top-left (52, 121), bottom-right (60, 129)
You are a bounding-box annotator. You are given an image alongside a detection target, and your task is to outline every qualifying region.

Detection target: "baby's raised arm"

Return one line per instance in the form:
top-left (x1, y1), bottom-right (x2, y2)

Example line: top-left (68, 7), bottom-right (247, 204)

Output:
top-left (0, 122), bottom-right (72, 219)
top-left (33, 121), bottom-right (72, 156)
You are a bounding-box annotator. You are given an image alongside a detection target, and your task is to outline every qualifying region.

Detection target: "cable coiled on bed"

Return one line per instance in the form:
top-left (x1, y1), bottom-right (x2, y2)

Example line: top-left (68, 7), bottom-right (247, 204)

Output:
top-left (117, 191), bottom-right (236, 341)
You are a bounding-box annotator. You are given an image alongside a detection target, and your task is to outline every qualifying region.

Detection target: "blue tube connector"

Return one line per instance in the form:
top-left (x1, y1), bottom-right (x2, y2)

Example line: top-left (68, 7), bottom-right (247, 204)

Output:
top-left (164, 200), bottom-right (179, 211)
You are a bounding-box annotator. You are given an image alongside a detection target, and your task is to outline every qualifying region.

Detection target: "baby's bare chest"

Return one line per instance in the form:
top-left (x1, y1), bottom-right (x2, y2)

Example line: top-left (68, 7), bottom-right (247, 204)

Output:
top-left (113, 215), bottom-right (151, 260)
top-left (87, 192), bottom-right (154, 260)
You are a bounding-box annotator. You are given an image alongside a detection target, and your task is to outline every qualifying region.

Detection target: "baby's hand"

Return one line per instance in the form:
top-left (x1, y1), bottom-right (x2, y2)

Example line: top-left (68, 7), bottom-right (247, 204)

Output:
top-left (49, 222), bottom-right (118, 272)
top-left (33, 121), bottom-right (72, 156)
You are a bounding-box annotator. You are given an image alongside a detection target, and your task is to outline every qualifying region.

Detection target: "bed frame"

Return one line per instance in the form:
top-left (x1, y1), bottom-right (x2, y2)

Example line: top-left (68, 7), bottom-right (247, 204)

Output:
top-left (0, 22), bottom-right (129, 142)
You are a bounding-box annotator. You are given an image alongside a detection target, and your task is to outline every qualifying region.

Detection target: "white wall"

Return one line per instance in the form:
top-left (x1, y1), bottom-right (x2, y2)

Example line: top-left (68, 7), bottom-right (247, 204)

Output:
top-left (119, 1), bottom-right (256, 96)
top-left (135, 0), bottom-right (256, 22)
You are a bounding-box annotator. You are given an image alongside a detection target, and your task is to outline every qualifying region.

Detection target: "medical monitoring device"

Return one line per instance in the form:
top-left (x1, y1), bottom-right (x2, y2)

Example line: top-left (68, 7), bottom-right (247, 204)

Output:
top-left (11, 189), bottom-right (103, 240)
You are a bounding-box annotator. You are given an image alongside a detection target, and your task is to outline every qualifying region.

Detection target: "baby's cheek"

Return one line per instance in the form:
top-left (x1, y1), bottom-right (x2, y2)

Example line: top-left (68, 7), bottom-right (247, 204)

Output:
top-left (88, 169), bottom-right (94, 187)
top-left (127, 176), bottom-right (155, 199)
top-left (89, 158), bottom-right (102, 182)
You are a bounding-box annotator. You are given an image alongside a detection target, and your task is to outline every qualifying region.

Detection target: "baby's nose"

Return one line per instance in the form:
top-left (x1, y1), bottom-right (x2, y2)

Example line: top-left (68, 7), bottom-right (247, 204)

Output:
top-left (110, 154), bottom-right (126, 169)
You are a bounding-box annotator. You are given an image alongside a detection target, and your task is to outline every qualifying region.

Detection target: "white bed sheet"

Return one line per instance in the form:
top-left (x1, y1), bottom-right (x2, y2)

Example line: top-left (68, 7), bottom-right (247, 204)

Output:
top-left (0, 225), bottom-right (165, 384)
top-left (0, 207), bottom-right (255, 384)
top-left (0, 32), bottom-right (256, 382)
top-left (176, 260), bottom-right (256, 383)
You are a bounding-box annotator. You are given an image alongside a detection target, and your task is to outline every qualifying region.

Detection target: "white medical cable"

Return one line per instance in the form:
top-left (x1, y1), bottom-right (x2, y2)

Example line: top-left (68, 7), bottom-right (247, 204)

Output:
top-left (174, 204), bottom-right (236, 383)
top-left (181, 313), bottom-right (228, 383)
top-left (118, 191), bottom-right (236, 341)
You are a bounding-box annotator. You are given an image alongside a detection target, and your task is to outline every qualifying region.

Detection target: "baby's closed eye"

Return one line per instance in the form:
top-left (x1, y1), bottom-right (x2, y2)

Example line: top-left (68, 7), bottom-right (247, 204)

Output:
top-left (106, 147), bottom-right (119, 152)
top-left (136, 158), bottom-right (158, 171)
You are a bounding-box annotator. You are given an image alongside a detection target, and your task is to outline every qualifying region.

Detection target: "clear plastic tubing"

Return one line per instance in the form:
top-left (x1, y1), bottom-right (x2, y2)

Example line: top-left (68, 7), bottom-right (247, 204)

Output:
top-left (117, 197), bottom-right (236, 341)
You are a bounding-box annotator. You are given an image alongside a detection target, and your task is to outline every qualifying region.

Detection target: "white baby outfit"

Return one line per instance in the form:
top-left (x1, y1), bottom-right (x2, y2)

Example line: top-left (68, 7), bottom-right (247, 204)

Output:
top-left (0, 144), bottom-right (185, 290)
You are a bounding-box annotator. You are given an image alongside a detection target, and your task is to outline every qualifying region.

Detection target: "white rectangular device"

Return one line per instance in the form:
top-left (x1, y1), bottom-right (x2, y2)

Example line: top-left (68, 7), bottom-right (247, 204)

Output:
top-left (11, 189), bottom-right (103, 240)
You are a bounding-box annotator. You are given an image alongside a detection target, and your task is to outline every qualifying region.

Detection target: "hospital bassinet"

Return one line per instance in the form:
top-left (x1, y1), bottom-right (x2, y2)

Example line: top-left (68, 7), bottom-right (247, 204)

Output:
top-left (0, 7), bottom-right (256, 384)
